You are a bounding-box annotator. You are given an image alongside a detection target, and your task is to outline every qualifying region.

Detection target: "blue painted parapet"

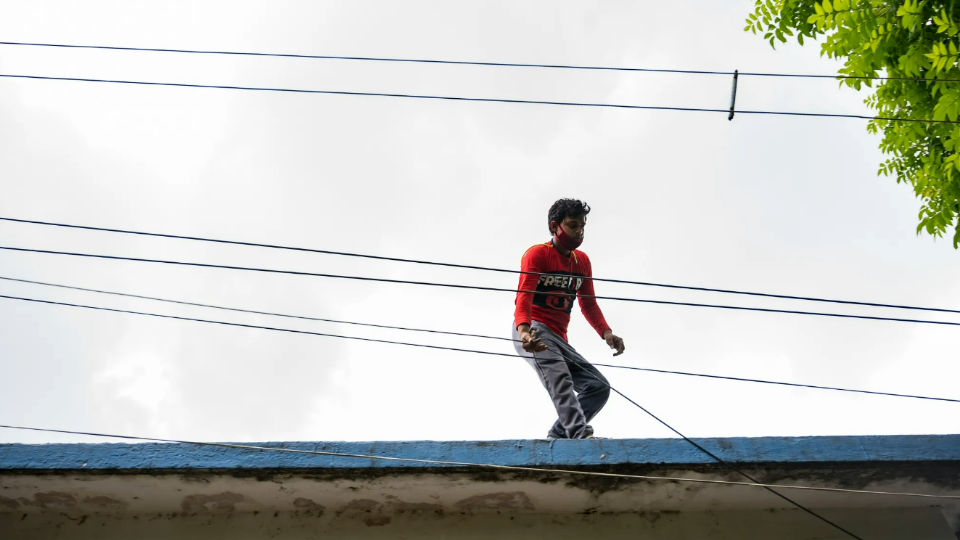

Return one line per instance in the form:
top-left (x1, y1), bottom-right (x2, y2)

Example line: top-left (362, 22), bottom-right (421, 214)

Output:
top-left (1, 435), bottom-right (959, 471)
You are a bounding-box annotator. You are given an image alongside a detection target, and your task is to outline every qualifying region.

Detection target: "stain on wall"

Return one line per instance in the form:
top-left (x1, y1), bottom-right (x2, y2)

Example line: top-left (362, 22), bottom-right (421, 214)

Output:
top-left (16, 491), bottom-right (77, 509)
top-left (336, 499), bottom-right (380, 515)
top-left (180, 492), bottom-right (244, 513)
top-left (292, 497), bottom-right (325, 516)
top-left (83, 496), bottom-right (127, 509)
top-left (454, 492), bottom-right (535, 512)
top-left (388, 500), bottom-right (444, 515)
top-left (363, 516), bottom-right (391, 527)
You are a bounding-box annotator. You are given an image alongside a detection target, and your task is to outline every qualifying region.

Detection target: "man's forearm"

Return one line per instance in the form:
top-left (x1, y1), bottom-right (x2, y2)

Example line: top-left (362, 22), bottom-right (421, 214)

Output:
top-left (517, 323), bottom-right (531, 335)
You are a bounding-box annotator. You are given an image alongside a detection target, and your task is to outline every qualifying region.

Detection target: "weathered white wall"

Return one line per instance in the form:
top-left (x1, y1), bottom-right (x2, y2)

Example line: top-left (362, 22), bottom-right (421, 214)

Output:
top-left (1, 471), bottom-right (957, 539)
top-left (3, 470), bottom-right (958, 514)
top-left (0, 507), bottom-right (955, 539)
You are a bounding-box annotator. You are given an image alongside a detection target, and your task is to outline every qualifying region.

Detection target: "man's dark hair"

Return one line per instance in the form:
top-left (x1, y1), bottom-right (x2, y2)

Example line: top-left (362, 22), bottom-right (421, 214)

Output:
top-left (547, 198), bottom-right (591, 234)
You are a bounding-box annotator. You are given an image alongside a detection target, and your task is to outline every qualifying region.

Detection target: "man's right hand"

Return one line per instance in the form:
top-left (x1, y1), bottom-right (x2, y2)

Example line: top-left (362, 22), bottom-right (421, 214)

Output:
top-left (519, 327), bottom-right (548, 353)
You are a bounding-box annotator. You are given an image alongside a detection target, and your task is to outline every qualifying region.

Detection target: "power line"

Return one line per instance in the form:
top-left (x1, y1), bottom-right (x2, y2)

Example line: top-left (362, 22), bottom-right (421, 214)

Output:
top-left (0, 276), bottom-right (513, 343)
top-left (3, 245), bottom-right (959, 327)
top-left (531, 338), bottom-right (861, 536)
top-left (3, 216), bottom-right (956, 316)
top-left (0, 41), bottom-right (734, 74)
top-left (599, 384), bottom-right (862, 538)
top-left (0, 294), bottom-right (526, 358)
top-left (1, 424), bottom-right (953, 501)
top-left (3, 274), bottom-right (956, 404)
top-left (599, 364), bottom-right (960, 404)
top-left (0, 73), bottom-right (728, 115)
top-left (0, 73), bottom-right (955, 124)
top-left (541, 345), bottom-right (864, 537)
top-left (2, 40), bottom-right (956, 83)
top-left (544, 344), bottom-right (853, 533)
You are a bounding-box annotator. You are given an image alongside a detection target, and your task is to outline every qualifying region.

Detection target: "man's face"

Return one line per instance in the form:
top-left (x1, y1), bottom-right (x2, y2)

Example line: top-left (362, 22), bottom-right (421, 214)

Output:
top-left (555, 215), bottom-right (586, 240)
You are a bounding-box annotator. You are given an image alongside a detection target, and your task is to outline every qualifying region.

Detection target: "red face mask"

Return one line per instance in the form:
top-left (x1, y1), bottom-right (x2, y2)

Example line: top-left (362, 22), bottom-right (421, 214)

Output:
top-left (555, 225), bottom-right (583, 251)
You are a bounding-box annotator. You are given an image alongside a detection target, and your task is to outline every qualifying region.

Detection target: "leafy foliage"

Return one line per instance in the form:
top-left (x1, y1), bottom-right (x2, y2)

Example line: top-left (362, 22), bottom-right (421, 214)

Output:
top-left (746, 0), bottom-right (960, 247)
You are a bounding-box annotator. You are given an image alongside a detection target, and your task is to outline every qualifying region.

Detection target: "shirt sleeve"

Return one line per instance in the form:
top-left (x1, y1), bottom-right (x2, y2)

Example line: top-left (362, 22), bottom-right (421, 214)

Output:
top-left (578, 256), bottom-right (611, 338)
top-left (514, 247), bottom-right (543, 330)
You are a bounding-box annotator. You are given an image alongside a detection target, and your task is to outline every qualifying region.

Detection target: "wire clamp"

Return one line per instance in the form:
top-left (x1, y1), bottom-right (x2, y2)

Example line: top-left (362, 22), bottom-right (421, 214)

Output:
top-left (728, 69), bottom-right (739, 121)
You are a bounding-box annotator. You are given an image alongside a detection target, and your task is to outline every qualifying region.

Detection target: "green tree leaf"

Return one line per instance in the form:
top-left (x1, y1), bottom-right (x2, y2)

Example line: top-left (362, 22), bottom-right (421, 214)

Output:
top-left (744, 0), bottom-right (960, 248)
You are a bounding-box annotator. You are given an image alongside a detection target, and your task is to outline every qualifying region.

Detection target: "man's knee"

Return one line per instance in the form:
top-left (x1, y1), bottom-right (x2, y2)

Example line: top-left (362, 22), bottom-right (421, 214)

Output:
top-left (585, 374), bottom-right (610, 396)
top-left (588, 368), bottom-right (609, 387)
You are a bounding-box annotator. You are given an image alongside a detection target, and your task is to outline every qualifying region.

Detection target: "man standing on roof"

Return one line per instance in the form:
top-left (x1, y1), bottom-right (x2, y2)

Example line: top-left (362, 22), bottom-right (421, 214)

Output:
top-left (513, 198), bottom-right (625, 440)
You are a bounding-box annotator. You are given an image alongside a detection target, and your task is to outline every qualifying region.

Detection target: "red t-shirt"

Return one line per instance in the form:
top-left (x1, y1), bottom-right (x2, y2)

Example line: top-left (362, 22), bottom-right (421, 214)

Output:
top-left (513, 241), bottom-right (611, 342)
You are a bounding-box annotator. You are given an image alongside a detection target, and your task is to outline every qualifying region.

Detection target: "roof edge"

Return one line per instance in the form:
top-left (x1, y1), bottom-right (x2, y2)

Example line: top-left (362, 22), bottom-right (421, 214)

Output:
top-left (2, 434), bottom-right (958, 471)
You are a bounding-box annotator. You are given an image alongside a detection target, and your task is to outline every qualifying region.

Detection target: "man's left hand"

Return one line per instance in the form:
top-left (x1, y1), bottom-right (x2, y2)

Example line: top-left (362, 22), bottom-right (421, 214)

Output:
top-left (603, 330), bottom-right (625, 356)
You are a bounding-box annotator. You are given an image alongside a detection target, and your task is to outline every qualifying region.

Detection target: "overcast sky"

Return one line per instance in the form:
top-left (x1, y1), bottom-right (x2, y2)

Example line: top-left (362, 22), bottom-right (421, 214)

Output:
top-left (1, 0), bottom-right (958, 445)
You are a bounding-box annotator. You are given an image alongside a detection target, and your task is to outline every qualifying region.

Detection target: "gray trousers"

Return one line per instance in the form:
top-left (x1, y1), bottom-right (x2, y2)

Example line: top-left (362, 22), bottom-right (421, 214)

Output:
top-left (512, 321), bottom-right (610, 439)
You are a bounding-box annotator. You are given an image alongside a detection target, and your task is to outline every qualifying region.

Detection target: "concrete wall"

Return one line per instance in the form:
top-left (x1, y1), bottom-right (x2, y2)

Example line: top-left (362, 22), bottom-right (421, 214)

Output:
top-left (0, 506), bottom-right (954, 540)
top-left (3, 435), bottom-right (959, 539)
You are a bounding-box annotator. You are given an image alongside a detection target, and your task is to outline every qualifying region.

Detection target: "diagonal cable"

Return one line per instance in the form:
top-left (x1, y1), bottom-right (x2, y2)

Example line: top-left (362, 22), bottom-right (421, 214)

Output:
top-left (599, 381), bottom-right (864, 539)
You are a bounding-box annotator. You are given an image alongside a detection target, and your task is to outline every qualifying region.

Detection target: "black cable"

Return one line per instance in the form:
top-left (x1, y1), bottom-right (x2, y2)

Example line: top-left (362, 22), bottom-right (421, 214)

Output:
top-left (0, 40), bottom-right (954, 83)
top-left (0, 294), bottom-right (865, 537)
top-left (0, 73), bottom-right (731, 115)
top-left (0, 294), bottom-right (529, 357)
top-left (532, 350), bottom-right (864, 539)
top-left (0, 276), bottom-right (513, 342)
top-left (0, 73), bottom-right (955, 124)
top-left (475, 337), bottom-right (863, 536)
top-left (2, 216), bottom-right (956, 316)
top-left (2, 245), bottom-right (959, 327)
top-left (0, 41), bottom-right (735, 74)
top-left (601, 383), bottom-right (864, 539)
top-left (3, 273), bottom-right (956, 404)
top-left (591, 364), bottom-right (960, 404)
